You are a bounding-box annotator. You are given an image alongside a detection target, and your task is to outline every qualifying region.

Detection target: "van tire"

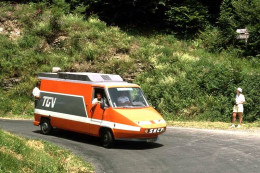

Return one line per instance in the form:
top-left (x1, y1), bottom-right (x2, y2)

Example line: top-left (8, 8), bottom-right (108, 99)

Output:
top-left (40, 118), bottom-right (52, 135)
top-left (101, 129), bottom-right (114, 148)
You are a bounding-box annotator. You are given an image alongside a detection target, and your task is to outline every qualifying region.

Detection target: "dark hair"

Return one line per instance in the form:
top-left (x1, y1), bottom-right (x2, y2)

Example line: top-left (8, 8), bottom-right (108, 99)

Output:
top-left (36, 81), bottom-right (41, 87)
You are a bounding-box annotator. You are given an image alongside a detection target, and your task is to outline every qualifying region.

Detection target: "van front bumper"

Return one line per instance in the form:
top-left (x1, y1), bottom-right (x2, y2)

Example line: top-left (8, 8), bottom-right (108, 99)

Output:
top-left (116, 137), bottom-right (158, 142)
top-left (113, 127), bottom-right (166, 140)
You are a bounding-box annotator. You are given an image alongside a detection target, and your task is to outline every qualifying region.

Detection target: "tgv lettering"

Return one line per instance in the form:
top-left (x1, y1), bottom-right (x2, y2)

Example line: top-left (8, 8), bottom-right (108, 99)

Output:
top-left (42, 96), bottom-right (57, 108)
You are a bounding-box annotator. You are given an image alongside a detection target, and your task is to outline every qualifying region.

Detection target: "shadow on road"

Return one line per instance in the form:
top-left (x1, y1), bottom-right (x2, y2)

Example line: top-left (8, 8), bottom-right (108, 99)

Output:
top-left (33, 129), bottom-right (101, 146)
top-left (114, 141), bottom-right (163, 150)
top-left (33, 129), bottom-right (164, 150)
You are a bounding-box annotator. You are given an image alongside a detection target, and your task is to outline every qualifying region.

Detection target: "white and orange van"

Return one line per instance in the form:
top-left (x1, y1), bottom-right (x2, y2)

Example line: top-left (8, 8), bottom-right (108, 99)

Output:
top-left (34, 72), bottom-right (166, 148)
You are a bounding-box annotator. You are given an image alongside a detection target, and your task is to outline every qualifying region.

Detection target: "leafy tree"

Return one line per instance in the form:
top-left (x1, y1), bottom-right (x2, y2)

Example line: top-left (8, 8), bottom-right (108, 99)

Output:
top-left (82, 0), bottom-right (164, 26)
top-left (199, 0), bottom-right (222, 24)
top-left (11, 0), bottom-right (213, 38)
top-left (164, 0), bottom-right (209, 38)
top-left (218, 0), bottom-right (260, 56)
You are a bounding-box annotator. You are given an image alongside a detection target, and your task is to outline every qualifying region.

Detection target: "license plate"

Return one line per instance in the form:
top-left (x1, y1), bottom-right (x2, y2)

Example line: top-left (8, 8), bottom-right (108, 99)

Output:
top-left (147, 128), bottom-right (164, 133)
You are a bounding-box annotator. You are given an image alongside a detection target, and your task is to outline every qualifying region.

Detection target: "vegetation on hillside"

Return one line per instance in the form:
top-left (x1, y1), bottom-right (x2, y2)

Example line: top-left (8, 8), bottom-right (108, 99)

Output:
top-left (135, 39), bottom-right (260, 122)
top-left (0, 1), bottom-right (259, 122)
top-left (63, 0), bottom-right (260, 56)
top-left (0, 129), bottom-right (94, 173)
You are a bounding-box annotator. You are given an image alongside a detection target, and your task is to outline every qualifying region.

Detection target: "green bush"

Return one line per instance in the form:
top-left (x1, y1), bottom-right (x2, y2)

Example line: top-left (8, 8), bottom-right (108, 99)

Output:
top-left (135, 50), bottom-right (260, 122)
top-left (197, 26), bottom-right (225, 52)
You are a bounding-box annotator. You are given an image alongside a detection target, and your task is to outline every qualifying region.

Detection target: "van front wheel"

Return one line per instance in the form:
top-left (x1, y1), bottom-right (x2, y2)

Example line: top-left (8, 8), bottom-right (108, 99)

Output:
top-left (40, 119), bottom-right (52, 135)
top-left (101, 129), bottom-right (114, 148)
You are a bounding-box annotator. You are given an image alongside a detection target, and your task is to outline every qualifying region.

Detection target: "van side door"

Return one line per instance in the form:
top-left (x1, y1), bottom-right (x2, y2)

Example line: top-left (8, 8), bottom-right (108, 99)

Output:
top-left (89, 87), bottom-right (107, 135)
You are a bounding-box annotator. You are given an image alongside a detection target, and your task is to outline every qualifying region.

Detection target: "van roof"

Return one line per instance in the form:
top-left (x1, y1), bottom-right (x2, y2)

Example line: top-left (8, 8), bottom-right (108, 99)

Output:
top-left (94, 82), bottom-right (139, 88)
top-left (39, 72), bottom-right (124, 82)
top-left (38, 72), bottom-right (139, 87)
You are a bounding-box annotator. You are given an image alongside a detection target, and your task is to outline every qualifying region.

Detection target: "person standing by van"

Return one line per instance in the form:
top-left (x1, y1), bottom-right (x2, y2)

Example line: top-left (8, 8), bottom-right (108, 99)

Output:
top-left (230, 88), bottom-right (245, 128)
top-left (32, 81), bottom-right (41, 107)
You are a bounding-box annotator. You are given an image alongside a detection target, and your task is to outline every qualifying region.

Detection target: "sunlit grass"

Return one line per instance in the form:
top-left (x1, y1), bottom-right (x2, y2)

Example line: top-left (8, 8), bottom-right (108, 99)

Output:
top-left (167, 121), bottom-right (260, 130)
top-left (0, 129), bottom-right (94, 173)
top-left (0, 114), bottom-right (33, 120)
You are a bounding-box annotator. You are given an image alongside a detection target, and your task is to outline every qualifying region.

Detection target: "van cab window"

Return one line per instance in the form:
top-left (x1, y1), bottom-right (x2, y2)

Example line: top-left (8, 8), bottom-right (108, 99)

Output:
top-left (108, 87), bottom-right (149, 108)
top-left (92, 88), bottom-right (109, 107)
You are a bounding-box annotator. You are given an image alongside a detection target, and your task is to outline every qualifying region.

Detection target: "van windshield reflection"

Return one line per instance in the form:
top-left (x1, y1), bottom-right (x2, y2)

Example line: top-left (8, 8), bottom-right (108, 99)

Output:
top-left (108, 87), bottom-right (149, 108)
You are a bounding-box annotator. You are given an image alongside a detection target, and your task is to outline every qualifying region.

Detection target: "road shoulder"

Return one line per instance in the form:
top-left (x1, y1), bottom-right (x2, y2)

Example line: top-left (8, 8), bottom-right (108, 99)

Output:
top-left (167, 126), bottom-right (260, 138)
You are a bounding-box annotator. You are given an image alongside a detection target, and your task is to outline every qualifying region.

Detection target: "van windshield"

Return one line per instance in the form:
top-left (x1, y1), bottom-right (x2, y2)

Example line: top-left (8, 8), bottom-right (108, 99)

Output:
top-left (108, 87), bottom-right (149, 108)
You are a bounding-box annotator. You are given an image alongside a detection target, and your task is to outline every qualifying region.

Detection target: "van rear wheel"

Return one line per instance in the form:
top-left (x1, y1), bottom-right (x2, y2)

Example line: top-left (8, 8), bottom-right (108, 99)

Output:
top-left (101, 129), bottom-right (114, 148)
top-left (40, 119), bottom-right (52, 135)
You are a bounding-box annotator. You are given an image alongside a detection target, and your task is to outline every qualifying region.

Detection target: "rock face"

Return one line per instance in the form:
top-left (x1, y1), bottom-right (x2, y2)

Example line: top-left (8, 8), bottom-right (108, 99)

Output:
top-left (123, 60), bottom-right (146, 83)
top-left (0, 17), bottom-right (22, 40)
top-left (2, 78), bottom-right (22, 90)
top-left (71, 58), bottom-right (149, 83)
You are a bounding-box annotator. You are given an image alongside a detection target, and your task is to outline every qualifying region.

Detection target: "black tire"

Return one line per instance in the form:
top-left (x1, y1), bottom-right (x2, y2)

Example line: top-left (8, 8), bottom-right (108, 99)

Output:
top-left (40, 119), bottom-right (52, 135)
top-left (101, 129), bottom-right (114, 148)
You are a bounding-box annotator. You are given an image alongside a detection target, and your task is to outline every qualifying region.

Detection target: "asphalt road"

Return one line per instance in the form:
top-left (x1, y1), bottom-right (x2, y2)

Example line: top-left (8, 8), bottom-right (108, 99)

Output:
top-left (1, 119), bottom-right (260, 173)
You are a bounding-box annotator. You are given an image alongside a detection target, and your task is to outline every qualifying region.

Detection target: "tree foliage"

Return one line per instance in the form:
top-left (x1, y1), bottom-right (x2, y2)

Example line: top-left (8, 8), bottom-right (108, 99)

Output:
top-left (62, 0), bottom-right (210, 37)
top-left (164, 0), bottom-right (208, 38)
top-left (218, 0), bottom-right (260, 57)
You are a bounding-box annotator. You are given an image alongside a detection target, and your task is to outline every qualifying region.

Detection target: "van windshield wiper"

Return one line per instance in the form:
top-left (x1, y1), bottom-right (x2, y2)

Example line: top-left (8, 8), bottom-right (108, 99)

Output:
top-left (122, 106), bottom-right (134, 108)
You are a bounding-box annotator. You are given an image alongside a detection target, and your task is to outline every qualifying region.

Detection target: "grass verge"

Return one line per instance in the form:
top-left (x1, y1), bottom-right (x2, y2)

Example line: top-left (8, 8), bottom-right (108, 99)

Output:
top-left (0, 114), bottom-right (33, 120)
top-left (0, 129), bottom-right (94, 173)
top-left (167, 121), bottom-right (260, 130)
top-left (1, 113), bottom-right (259, 132)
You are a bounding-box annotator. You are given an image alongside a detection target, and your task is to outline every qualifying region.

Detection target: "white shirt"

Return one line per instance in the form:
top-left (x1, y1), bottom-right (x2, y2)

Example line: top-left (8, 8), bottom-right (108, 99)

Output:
top-left (92, 98), bottom-right (101, 104)
top-left (32, 87), bottom-right (40, 97)
top-left (235, 94), bottom-right (245, 105)
top-left (117, 96), bottom-right (130, 104)
top-left (92, 98), bottom-right (108, 106)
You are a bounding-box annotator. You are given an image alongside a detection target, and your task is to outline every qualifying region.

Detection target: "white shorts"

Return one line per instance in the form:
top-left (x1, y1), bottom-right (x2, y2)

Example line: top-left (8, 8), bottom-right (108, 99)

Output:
top-left (233, 104), bottom-right (243, 113)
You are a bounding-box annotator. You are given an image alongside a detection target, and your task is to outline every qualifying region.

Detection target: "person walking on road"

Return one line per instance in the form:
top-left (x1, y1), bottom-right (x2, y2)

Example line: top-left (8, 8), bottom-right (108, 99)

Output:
top-left (230, 88), bottom-right (245, 128)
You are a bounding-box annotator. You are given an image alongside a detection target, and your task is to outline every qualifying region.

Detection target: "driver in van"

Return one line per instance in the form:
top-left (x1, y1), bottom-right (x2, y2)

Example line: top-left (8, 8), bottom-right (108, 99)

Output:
top-left (117, 91), bottom-right (131, 106)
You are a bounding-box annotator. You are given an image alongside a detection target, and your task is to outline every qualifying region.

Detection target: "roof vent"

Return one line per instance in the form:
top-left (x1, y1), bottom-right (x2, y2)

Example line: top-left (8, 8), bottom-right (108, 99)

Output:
top-left (101, 75), bottom-right (112, 80)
